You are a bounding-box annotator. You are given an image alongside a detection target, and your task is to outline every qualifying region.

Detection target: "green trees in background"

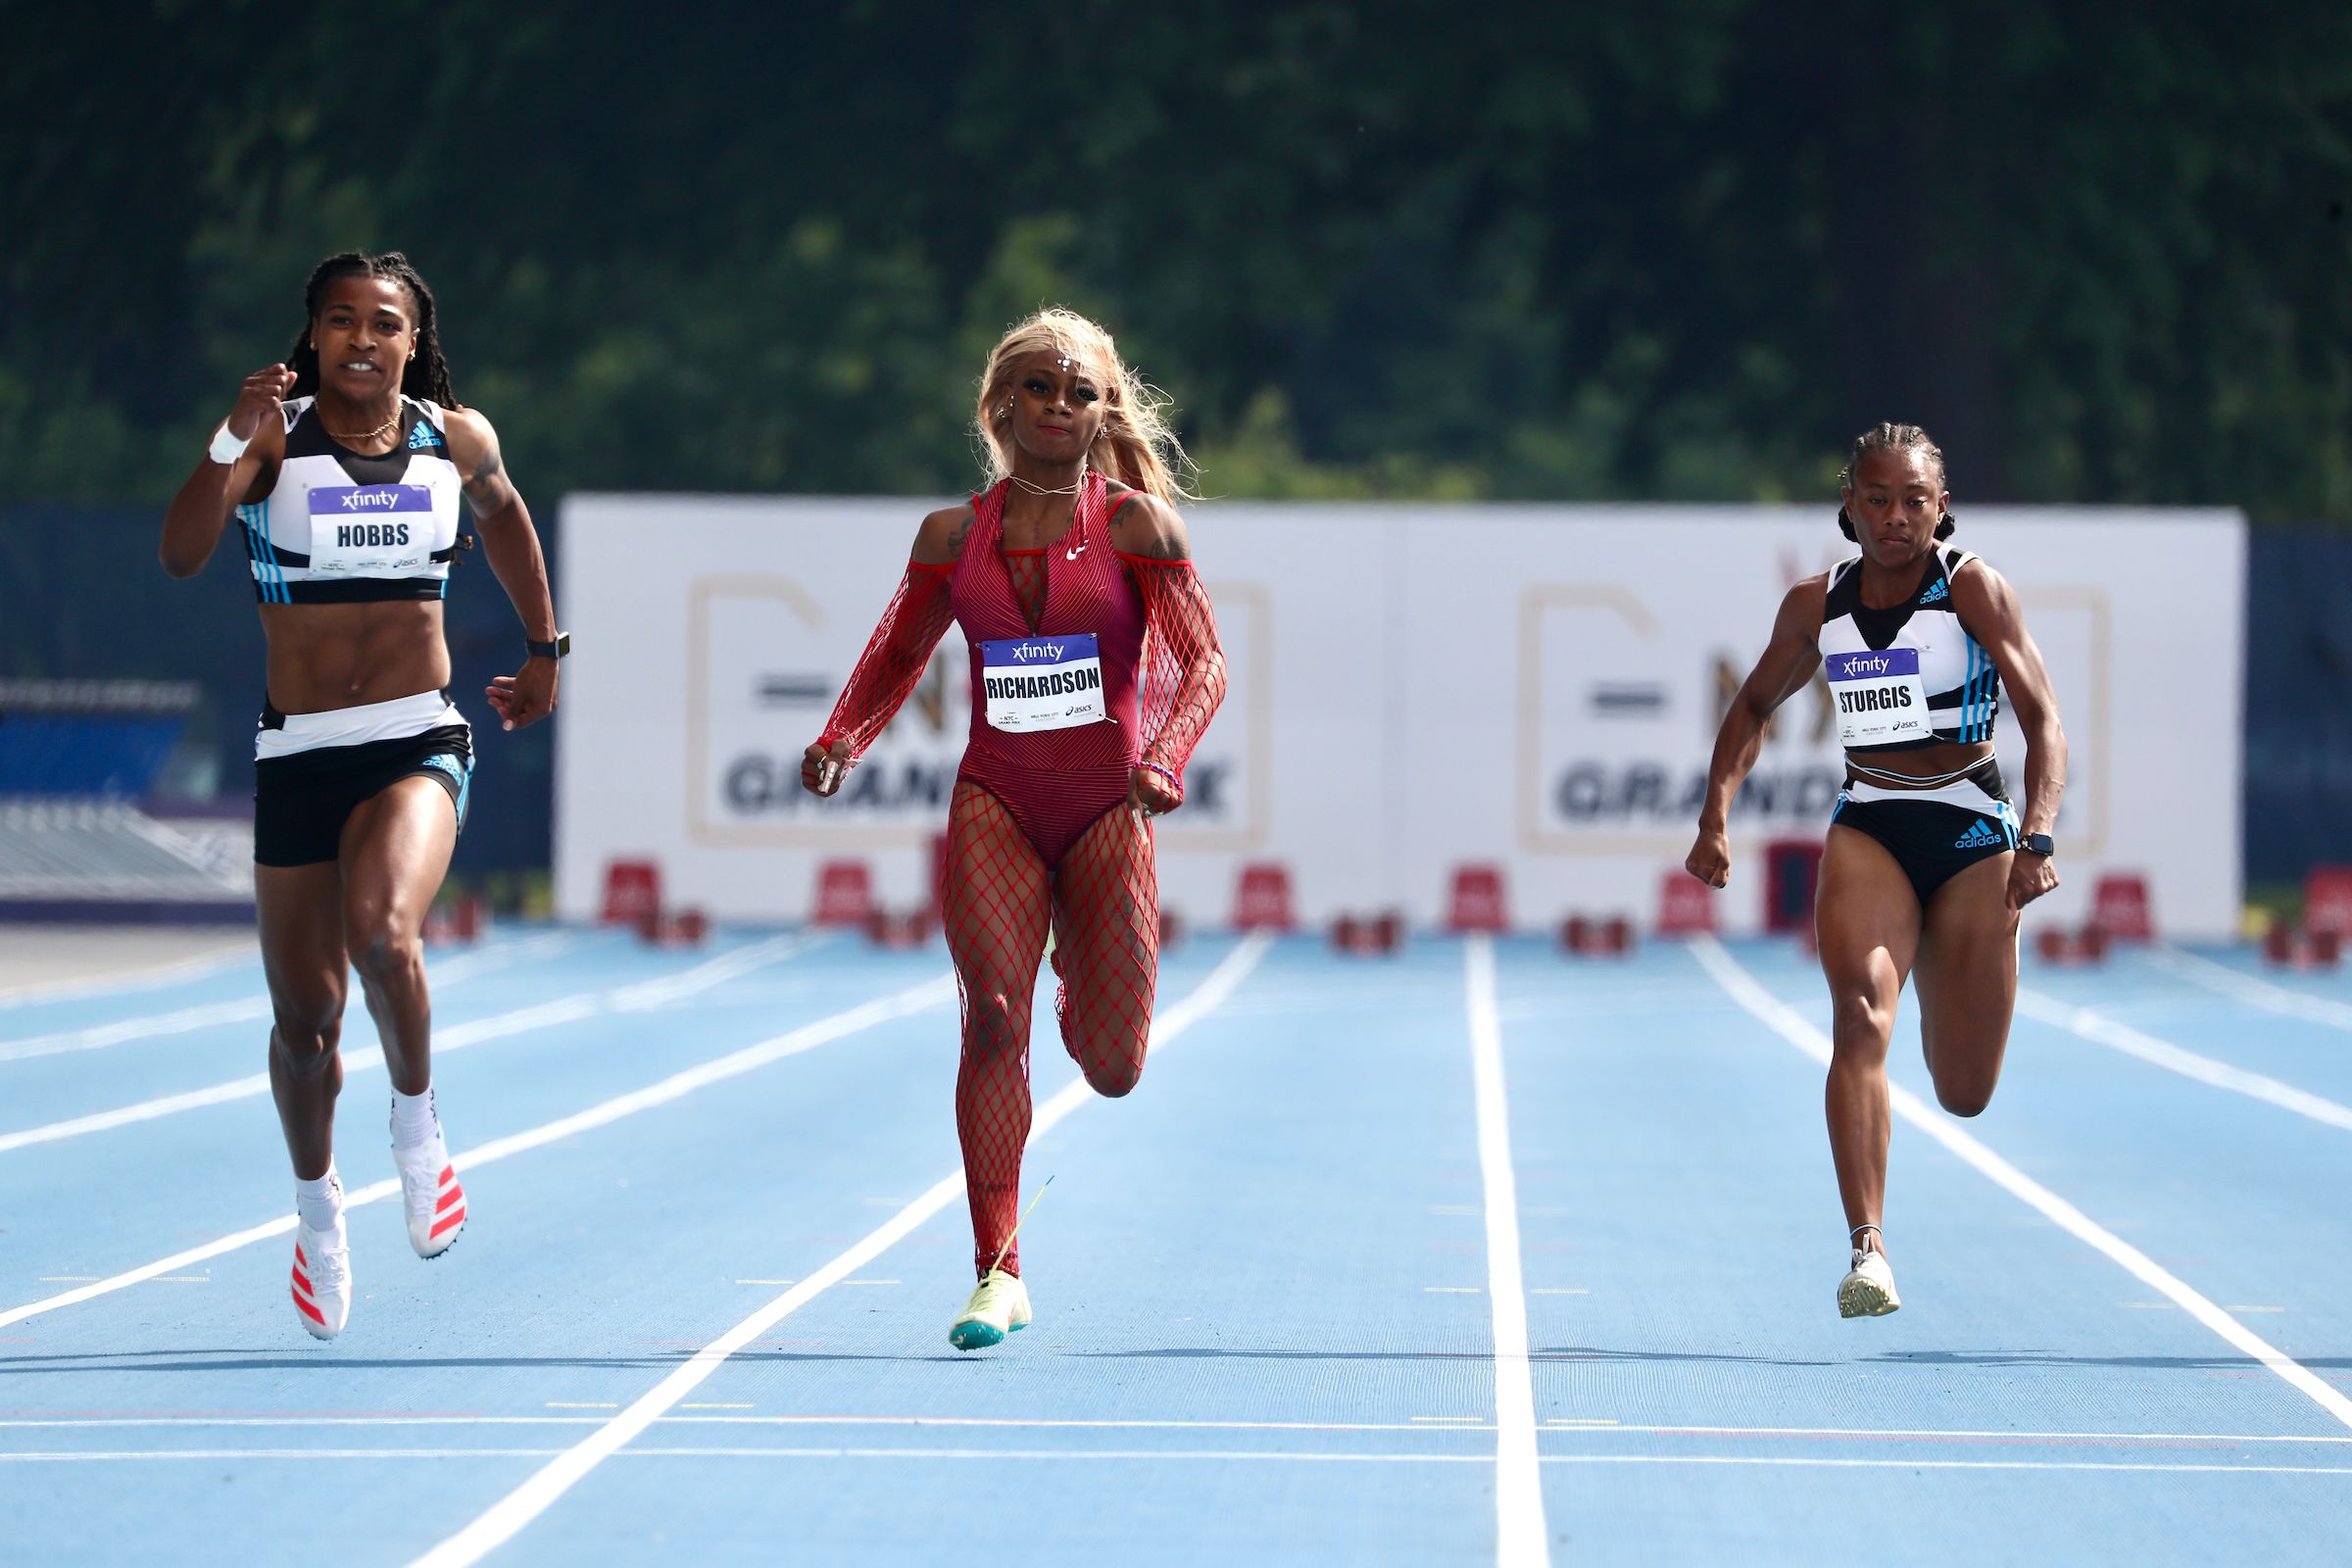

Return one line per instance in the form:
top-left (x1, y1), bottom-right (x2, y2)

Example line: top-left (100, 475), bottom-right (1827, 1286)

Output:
top-left (6, 1), bottom-right (2347, 521)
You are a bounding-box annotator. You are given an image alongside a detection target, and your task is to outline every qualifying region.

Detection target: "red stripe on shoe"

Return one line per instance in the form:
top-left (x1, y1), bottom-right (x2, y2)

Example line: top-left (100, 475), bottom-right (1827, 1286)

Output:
top-left (428, 1206), bottom-right (466, 1239)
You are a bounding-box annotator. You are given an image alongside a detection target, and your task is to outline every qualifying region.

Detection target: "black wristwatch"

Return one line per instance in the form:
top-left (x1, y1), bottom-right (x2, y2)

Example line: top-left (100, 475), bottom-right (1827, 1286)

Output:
top-left (525, 632), bottom-right (571, 661)
top-left (2021, 832), bottom-right (2055, 857)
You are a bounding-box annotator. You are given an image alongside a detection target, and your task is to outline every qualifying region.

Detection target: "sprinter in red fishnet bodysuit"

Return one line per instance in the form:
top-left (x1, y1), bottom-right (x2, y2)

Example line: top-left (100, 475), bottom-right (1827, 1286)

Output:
top-left (801, 309), bottom-right (1226, 1350)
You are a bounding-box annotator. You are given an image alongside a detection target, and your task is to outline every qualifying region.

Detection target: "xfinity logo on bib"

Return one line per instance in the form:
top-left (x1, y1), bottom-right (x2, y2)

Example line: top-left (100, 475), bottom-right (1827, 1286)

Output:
top-left (311, 484), bottom-right (434, 515)
top-left (1825, 648), bottom-right (1919, 681)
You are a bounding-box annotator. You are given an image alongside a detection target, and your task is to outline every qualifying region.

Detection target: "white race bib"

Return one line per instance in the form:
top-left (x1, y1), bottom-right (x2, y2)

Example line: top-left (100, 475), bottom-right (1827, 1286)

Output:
top-left (1826, 647), bottom-right (1933, 746)
top-left (981, 634), bottom-right (1107, 733)
top-left (308, 483), bottom-right (434, 576)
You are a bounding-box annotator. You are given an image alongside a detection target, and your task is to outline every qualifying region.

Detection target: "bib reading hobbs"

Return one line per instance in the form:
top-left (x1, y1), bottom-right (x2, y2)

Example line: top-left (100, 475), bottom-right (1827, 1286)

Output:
top-left (981, 635), bottom-right (1108, 733)
top-left (308, 484), bottom-right (434, 576)
top-left (1825, 647), bottom-right (1933, 747)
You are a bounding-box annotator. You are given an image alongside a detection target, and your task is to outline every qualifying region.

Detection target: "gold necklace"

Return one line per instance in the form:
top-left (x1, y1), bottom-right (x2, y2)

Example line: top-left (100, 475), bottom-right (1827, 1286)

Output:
top-left (1008, 472), bottom-right (1085, 497)
top-left (324, 411), bottom-right (402, 446)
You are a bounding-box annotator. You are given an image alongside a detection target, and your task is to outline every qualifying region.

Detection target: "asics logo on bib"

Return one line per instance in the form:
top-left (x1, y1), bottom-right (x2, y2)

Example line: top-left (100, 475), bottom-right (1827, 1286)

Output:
top-left (1954, 818), bottom-right (2005, 850)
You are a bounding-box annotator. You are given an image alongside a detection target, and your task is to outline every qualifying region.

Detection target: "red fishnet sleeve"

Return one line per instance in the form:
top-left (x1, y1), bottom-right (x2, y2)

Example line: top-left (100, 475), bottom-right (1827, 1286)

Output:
top-left (816, 561), bottom-right (956, 760)
top-left (1125, 557), bottom-right (1227, 803)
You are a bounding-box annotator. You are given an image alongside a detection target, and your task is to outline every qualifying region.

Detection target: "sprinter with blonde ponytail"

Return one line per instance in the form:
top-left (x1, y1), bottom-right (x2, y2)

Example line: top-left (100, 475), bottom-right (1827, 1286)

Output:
top-left (803, 309), bottom-right (1227, 1350)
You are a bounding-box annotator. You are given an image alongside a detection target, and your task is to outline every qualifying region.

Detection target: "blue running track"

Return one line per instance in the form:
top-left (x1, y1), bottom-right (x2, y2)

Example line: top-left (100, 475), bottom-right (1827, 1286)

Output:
top-left (1, 924), bottom-right (2348, 1564)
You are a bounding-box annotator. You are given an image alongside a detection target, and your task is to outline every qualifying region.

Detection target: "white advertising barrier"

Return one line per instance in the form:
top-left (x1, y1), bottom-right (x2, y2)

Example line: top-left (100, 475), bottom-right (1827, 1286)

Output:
top-left (557, 499), bottom-right (2243, 939)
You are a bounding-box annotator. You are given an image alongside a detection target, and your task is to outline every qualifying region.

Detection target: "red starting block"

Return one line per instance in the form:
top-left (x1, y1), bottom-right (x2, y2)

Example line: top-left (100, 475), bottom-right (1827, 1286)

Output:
top-left (813, 860), bottom-right (875, 927)
top-left (1446, 864), bottom-right (1508, 933)
top-left (1330, 911), bottom-right (1404, 956)
top-left (2265, 921), bottom-right (2343, 970)
top-left (451, 894), bottom-right (486, 943)
top-left (601, 859), bottom-right (662, 937)
top-left (2304, 866), bottom-right (2352, 941)
top-left (653, 908), bottom-right (710, 948)
top-left (1559, 914), bottom-right (1635, 957)
top-left (2034, 925), bottom-right (2108, 965)
top-left (1656, 871), bottom-right (1717, 937)
top-left (2090, 873), bottom-right (2155, 943)
top-left (1233, 862), bottom-right (1297, 931)
top-left (863, 906), bottom-right (936, 950)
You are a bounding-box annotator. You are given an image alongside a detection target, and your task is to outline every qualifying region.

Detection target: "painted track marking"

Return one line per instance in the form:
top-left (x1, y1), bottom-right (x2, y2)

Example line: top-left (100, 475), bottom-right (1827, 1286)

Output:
top-left (1691, 935), bottom-right (2352, 1433)
top-left (0, 932), bottom-right (829, 1154)
top-left (1466, 935), bottom-right (1550, 1568)
top-left (406, 933), bottom-right (1271, 1568)
top-left (0, 931), bottom-right (581, 1063)
top-left (2148, 946), bottom-right (2352, 1032)
top-left (2018, 988), bottom-right (2352, 1132)
top-left (0, 973), bottom-right (952, 1330)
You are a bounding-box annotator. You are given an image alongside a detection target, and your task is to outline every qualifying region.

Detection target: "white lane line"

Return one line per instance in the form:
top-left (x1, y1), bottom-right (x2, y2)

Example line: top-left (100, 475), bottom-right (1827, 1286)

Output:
top-left (1690, 935), bottom-right (2352, 1434)
top-left (1465, 934), bottom-right (1550, 1568)
top-left (407, 932), bottom-right (1273, 1568)
top-left (2148, 946), bottom-right (2352, 1032)
top-left (8, 1448), bottom-right (2352, 1477)
top-left (2018, 989), bottom-right (2352, 1134)
top-left (0, 943), bottom-right (253, 1008)
top-left (12, 1415), bottom-right (2352, 1446)
top-left (0, 931), bottom-right (583, 1063)
top-left (0, 933), bottom-right (829, 1154)
top-left (0, 973), bottom-right (954, 1331)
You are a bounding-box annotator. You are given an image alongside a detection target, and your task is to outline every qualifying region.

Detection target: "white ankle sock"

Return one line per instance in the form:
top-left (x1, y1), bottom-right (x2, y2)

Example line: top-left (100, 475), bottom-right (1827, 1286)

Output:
top-left (390, 1085), bottom-right (439, 1150)
top-left (295, 1167), bottom-right (344, 1235)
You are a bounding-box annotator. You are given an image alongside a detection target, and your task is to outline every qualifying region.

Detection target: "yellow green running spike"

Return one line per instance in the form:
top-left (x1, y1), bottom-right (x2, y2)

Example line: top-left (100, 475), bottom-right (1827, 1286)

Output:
top-left (950, 1268), bottom-right (1033, 1350)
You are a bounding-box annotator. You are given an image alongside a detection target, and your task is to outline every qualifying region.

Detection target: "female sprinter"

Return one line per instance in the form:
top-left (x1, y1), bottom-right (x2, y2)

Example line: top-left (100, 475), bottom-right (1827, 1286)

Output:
top-left (802, 309), bottom-right (1227, 1350)
top-left (1686, 422), bottom-right (2066, 1317)
top-left (161, 252), bottom-right (564, 1339)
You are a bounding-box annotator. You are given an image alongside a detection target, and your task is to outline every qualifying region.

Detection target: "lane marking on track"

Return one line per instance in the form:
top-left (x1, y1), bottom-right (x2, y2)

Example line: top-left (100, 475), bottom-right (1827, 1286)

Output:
top-left (1692, 935), bottom-right (2352, 1435)
top-left (0, 932), bottom-right (831, 1155)
top-left (10, 1447), bottom-right (2352, 1476)
top-left (0, 943), bottom-right (254, 1009)
top-left (2017, 989), bottom-right (2352, 1133)
top-left (0, 931), bottom-right (582, 1063)
top-left (1465, 935), bottom-right (1550, 1568)
top-left (407, 933), bottom-right (1273, 1568)
top-left (2146, 945), bottom-right (2352, 1032)
top-left (10, 1415), bottom-right (2352, 1446)
top-left (0, 973), bottom-right (954, 1331)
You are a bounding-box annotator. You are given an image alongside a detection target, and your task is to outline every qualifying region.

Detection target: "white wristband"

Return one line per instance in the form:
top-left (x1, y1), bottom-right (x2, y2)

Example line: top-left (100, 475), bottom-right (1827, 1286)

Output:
top-left (208, 423), bottom-right (251, 466)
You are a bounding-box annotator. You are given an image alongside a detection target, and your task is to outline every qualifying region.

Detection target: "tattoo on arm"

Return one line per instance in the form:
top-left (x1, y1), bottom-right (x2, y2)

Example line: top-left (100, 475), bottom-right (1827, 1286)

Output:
top-left (464, 445), bottom-right (515, 515)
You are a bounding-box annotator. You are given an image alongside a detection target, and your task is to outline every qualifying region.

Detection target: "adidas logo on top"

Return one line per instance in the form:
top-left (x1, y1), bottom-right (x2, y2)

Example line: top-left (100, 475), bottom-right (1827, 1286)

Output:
top-left (1954, 817), bottom-right (2004, 849)
top-left (408, 419), bottom-right (441, 451)
top-left (1919, 579), bottom-right (1949, 605)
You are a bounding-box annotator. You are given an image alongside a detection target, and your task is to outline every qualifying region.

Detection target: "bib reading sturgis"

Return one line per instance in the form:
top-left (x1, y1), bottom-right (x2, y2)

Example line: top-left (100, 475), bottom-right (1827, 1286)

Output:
top-left (1825, 647), bottom-right (1932, 747)
top-left (981, 634), bottom-right (1108, 733)
top-left (307, 483), bottom-right (436, 577)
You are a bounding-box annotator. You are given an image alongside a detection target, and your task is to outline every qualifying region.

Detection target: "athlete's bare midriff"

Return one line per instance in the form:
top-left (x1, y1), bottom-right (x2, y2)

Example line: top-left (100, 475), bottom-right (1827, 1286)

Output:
top-left (1842, 737), bottom-right (1997, 789)
top-left (258, 600), bottom-right (449, 713)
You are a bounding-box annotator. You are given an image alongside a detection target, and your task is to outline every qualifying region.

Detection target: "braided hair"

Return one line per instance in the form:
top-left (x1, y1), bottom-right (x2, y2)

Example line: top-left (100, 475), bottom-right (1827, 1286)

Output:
top-left (283, 251), bottom-right (458, 407)
top-left (1838, 421), bottom-right (1955, 540)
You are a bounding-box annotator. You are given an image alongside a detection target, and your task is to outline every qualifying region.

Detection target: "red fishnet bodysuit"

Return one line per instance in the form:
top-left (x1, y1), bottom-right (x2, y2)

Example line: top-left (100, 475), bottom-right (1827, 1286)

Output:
top-left (817, 472), bottom-right (1226, 1278)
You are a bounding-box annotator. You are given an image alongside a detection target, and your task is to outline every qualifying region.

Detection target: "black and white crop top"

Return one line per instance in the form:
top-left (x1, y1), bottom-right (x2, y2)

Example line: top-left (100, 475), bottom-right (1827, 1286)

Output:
top-left (237, 397), bottom-right (465, 604)
top-left (1816, 545), bottom-right (2000, 753)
